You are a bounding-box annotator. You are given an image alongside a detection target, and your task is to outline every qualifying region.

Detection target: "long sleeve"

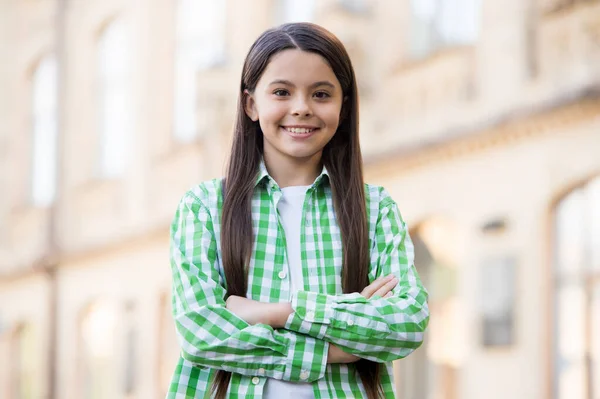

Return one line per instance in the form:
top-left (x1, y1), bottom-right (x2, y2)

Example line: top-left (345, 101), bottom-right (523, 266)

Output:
top-left (284, 195), bottom-right (429, 363)
top-left (170, 191), bottom-right (329, 382)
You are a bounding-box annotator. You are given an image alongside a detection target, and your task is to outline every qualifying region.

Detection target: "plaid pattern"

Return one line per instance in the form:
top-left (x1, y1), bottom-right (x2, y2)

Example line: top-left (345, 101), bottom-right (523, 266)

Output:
top-left (168, 163), bottom-right (429, 398)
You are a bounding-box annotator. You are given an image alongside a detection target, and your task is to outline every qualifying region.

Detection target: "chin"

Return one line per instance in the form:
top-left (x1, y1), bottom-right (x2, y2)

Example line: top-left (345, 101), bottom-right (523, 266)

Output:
top-left (285, 149), bottom-right (324, 160)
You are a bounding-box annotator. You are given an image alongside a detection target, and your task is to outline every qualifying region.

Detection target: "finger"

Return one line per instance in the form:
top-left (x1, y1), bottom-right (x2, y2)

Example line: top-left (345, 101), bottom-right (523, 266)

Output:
top-left (372, 277), bottom-right (399, 298)
top-left (359, 277), bottom-right (383, 297)
top-left (362, 275), bottom-right (395, 298)
top-left (384, 292), bottom-right (393, 298)
top-left (360, 275), bottom-right (393, 298)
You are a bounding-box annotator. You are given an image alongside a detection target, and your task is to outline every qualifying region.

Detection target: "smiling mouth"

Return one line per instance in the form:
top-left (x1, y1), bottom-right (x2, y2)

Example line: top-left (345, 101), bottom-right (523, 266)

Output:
top-left (282, 126), bottom-right (319, 134)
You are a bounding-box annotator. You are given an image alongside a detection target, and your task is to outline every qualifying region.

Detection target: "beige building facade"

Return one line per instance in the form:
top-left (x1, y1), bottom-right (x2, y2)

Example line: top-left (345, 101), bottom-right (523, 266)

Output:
top-left (1, 0), bottom-right (599, 398)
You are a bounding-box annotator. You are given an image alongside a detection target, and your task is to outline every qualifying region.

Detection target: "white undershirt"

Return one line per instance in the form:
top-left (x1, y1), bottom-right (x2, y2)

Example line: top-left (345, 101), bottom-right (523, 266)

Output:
top-left (263, 185), bottom-right (314, 398)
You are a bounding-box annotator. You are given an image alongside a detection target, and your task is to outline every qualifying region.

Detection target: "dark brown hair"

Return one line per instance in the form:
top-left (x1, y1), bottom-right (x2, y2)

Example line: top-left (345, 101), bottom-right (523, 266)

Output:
top-left (215, 22), bottom-right (382, 398)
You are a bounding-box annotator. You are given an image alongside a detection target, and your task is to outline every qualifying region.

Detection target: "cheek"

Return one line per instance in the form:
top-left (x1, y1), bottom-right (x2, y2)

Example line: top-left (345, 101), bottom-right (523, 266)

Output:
top-left (257, 101), bottom-right (287, 124)
top-left (323, 104), bottom-right (342, 129)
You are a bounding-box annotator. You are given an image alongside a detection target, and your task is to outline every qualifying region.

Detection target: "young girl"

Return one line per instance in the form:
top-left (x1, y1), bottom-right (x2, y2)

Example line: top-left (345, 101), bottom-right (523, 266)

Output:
top-left (168, 22), bottom-right (429, 399)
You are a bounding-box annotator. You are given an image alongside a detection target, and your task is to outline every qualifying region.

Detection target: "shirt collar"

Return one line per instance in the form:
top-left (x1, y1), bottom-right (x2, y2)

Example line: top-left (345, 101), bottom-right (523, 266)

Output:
top-left (255, 159), bottom-right (330, 189)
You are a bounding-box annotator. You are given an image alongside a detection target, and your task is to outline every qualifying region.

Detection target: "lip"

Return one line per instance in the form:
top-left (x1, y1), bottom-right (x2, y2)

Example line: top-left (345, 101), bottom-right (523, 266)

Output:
top-left (280, 125), bottom-right (320, 139)
top-left (282, 125), bottom-right (320, 129)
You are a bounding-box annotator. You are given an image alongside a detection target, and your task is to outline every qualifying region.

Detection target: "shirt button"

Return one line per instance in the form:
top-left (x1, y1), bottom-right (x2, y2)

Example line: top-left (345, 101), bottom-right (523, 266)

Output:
top-left (252, 376), bottom-right (260, 385)
top-left (300, 370), bottom-right (310, 380)
top-left (306, 311), bottom-right (315, 321)
top-left (348, 319), bottom-right (354, 326)
top-left (278, 270), bottom-right (287, 279)
top-left (258, 368), bottom-right (265, 376)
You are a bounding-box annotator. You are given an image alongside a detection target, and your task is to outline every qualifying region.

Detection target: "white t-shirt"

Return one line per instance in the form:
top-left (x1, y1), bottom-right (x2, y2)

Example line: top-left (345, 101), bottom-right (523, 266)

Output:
top-left (263, 185), bottom-right (315, 398)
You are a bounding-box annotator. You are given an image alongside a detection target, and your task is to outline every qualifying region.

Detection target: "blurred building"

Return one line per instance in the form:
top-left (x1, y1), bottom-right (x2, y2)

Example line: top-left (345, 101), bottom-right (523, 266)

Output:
top-left (0, 0), bottom-right (599, 398)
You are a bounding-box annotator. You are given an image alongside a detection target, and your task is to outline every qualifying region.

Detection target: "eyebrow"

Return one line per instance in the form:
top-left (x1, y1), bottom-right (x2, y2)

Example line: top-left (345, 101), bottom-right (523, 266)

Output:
top-left (268, 79), bottom-right (336, 89)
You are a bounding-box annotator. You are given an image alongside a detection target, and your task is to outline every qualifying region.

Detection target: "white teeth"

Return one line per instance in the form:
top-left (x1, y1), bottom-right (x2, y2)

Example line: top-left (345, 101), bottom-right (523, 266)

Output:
top-left (285, 127), bottom-right (315, 134)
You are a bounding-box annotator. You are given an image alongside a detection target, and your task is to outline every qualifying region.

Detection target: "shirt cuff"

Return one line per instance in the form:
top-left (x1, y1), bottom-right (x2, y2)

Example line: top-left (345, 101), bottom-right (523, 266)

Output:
top-left (284, 291), bottom-right (335, 338)
top-left (283, 333), bottom-right (329, 382)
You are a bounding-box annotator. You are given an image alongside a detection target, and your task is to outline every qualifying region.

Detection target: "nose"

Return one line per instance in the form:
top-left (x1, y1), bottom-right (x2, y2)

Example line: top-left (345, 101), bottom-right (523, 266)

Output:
top-left (291, 97), bottom-right (313, 117)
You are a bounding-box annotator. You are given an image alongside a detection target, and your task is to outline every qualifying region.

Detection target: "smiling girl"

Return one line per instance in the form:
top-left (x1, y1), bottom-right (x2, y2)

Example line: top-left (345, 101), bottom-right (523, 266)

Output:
top-left (168, 23), bottom-right (429, 399)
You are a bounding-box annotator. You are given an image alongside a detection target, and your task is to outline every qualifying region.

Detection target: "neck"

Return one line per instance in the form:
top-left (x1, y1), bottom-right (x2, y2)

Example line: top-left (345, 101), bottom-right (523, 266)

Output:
top-left (263, 151), bottom-right (322, 188)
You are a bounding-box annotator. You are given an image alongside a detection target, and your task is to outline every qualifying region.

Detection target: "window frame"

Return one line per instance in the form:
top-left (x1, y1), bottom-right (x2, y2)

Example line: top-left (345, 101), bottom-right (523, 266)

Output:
top-left (407, 0), bottom-right (481, 60)
top-left (173, 0), bottom-right (227, 143)
top-left (550, 176), bottom-right (600, 399)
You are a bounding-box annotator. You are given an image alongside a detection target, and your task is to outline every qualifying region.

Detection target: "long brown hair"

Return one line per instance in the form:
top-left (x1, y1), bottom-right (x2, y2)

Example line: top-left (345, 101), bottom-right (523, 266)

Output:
top-left (215, 22), bottom-right (383, 399)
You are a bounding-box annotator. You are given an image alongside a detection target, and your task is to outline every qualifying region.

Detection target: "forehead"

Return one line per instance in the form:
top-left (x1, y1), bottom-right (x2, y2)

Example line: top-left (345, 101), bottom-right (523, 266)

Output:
top-left (258, 49), bottom-right (341, 89)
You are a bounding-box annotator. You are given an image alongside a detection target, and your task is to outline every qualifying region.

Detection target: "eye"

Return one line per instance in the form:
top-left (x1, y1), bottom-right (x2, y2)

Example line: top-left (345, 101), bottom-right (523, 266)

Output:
top-left (313, 91), bottom-right (331, 99)
top-left (273, 89), bottom-right (289, 96)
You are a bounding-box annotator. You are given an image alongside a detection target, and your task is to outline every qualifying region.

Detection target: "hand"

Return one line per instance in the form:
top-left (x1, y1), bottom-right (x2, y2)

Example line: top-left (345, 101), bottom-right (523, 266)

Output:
top-left (327, 343), bottom-right (360, 364)
top-left (360, 274), bottom-right (399, 299)
top-left (225, 295), bottom-right (292, 328)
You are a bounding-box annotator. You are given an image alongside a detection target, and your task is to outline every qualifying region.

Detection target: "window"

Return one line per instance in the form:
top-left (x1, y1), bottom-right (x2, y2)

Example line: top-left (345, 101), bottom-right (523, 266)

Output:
top-left (97, 19), bottom-right (132, 177)
top-left (11, 323), bottom-right (39, 399)
top-left (80, 301), bottom-right (118, 399)
top-left (31, 55), bottom-right (58, 206)
top-left (278, 0), bottom-right (316, 23)
top-left (480, 256), bottom-right (516, 347)
top-left (553, 177), bottom-right (600, 399)
top-left (409, 0), bottom-right (481, 59)
top-left (339, 0), bottom-right (367, 13)
top-left (173, 0), bottom-right (227, 142)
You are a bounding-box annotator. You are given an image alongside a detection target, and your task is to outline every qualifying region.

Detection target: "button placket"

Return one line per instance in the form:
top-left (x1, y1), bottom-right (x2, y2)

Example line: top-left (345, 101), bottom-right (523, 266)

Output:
top-left (271, 182), bottom-right (289, 293)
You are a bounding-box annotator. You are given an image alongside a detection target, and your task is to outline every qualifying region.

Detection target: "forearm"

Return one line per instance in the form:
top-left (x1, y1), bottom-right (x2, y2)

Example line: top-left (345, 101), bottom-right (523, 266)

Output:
top-left (283, 288), bottom-right (429, 362)
top-left (225, 295), bottom-right (292, 328)
top-left (175, 305), bottom-right (328, 382)
top-left (226, 296), bottom-right (359, 364)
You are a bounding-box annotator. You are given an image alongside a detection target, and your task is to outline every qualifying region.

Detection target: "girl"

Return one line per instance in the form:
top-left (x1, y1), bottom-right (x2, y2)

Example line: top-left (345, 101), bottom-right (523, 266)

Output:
top-left (168, 22), bottom-right (429, 399)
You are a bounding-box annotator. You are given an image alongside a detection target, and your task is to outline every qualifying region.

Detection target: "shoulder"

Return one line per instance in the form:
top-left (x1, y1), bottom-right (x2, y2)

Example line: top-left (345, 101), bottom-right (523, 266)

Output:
top-left (177, 178), bottom-right (223, 213)
top-left (364, 183), bottom-right (396, 210)
top-left (363, 183), bottom-right (408, 228)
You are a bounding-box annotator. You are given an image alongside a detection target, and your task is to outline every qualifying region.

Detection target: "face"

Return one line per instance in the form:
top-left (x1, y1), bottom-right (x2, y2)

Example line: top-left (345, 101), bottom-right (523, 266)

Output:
top-left (245, 49), bottom-right (344, 168)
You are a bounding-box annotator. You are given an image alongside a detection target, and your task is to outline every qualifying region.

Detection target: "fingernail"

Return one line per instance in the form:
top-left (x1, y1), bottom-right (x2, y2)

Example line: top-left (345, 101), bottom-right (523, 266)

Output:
top-left (392, 278), bottom-right (399, 284)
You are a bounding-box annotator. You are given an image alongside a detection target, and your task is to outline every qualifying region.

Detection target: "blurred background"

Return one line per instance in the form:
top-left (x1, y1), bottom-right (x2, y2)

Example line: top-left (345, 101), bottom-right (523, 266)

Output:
top-left (0, 0), bottom-right (599, 398)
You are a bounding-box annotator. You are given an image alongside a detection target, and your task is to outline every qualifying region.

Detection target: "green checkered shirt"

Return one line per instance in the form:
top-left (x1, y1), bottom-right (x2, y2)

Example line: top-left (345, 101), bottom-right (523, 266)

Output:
top-left (168, 163), bottom-right (429, 398)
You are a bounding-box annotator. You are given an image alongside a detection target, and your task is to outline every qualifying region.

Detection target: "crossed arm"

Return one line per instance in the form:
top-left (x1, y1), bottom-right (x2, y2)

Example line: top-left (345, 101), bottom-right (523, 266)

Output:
top-left (225, 274), bottom-right (401, 364)
top-left (171, 191), bottom-right (429, 381)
